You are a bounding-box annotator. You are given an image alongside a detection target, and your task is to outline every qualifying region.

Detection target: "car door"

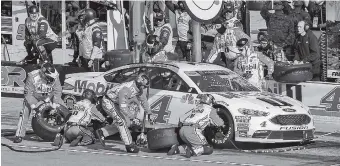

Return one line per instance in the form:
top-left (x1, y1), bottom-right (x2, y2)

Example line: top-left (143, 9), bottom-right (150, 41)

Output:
top-left (148, 67), bottom-right (198, 125)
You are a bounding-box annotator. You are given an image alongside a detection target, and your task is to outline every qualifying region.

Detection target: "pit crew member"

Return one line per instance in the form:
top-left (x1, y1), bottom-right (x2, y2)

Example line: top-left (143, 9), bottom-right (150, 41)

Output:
top-left (144, 7), bottom-right (174, 62)
top-left (69, 9), bottom-right (86, 66)
top-left (52, 89), bottom-right (106, 147)
top-left (165, 1), bottom-right (192, 61)
top-left (167, 94), bottom-right (224, 158)
top-left (24, 5), bottom-right (59, 64)
top-left (95, 74), bottom-right (155, 153)
top-left (206, 1), bottom-right (251, 67)
top-left (13, 63), bottom-right (66, 143)
top-left (234, 38), bottom-right (274, 90)
top-left (78, 8), bottom-right (104, 72)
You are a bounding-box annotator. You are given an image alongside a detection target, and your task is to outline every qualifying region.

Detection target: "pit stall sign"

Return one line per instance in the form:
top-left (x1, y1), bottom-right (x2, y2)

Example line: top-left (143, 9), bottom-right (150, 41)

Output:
top-left (267, 80), bottom-right (340, 117)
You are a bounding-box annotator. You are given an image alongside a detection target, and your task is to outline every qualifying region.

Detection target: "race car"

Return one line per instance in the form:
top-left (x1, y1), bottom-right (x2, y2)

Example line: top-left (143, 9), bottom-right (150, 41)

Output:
top-left (62, 61), bottom-right (315, 147)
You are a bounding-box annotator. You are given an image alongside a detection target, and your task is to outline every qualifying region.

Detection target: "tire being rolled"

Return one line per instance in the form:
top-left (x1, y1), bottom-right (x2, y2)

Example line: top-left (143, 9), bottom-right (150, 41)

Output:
top-left (31, 103), bottom-right (71, 141)
top-left (147, 127), bottom-right (179, 150)
top-left (272, 62), bottom-right (313, 83)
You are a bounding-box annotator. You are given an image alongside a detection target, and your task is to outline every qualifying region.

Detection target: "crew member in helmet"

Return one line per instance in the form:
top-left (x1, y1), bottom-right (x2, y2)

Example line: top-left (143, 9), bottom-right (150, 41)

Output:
top-left (52, 89), bottom-right (107, 147)
top-left (233, 38), bottom-right (274, 90)
top-left (206, 1), bottom-right (251, 67)
top-left (167, 94), bottom-right (224, 158)
top-left (78, 8), bottom-right (104, 72)
top-left (13, 63), bottom-right (66, 143)
top-left (95, 73), bottom-right (156, 153)
top-left (23, 5), bottom-right (59, 64)
top-left (144, 5), bottom-right (174, 62)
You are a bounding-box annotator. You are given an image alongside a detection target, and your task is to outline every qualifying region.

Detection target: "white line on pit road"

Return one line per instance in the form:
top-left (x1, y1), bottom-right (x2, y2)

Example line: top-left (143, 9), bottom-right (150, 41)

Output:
top-left (4, 144), bottom-right (266, 166)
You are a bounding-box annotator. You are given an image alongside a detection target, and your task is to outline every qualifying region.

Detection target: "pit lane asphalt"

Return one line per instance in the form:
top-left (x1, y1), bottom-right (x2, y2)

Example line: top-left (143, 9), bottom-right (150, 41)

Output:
top-left (2, 97), bottom-right (340, 166)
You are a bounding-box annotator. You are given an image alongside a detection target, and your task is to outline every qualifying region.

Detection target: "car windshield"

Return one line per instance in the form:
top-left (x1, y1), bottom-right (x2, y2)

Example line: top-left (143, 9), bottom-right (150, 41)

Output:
top-left (185, 70), bottom-right (260, 92)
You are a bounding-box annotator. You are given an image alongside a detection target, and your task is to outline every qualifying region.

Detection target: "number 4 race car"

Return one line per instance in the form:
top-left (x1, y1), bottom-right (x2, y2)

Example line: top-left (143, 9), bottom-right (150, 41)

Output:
top-left (61, 61), bottom-right (315, 149)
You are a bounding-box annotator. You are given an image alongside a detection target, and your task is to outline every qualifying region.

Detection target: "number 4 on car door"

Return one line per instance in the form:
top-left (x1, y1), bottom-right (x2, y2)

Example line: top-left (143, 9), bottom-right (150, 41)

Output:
top-left (150, 95), bottom-right (172, 123)
top-left (320, 87), bottom-right (340, 112)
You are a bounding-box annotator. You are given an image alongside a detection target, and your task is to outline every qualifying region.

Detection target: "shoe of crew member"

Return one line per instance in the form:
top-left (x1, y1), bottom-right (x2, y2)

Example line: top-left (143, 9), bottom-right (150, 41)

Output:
top-left (185, 146), bottom-right (193, 158)
top-left (167, 144), bottom-right (180, 156)
top-left (13, 136), bottom-right (23, 143)
top-left (125, 143), bottom-right (140, 153)
top-left (95, 129), bottom-right (106, 147)
top-left (52, 133), bottom-right (65, 147)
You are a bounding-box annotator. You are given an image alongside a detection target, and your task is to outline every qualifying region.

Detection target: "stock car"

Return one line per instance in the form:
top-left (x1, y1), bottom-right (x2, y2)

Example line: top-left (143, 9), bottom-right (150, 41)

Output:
top-left (61, 61), bottom-right (315, 148)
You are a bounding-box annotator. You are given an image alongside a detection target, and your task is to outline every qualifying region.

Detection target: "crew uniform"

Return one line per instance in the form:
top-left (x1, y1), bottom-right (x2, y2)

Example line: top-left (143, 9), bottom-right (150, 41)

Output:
top-left (97, 74), bottom-right (152, 153)
top-left (206, 2), bottom-right (250, 68)
top-left (145, 8), bottom-right (174, 62)
top-left (53, 89), bottom-right (106, 147)
top-left (13, 63), bottom-right (66, 143)
top-left (234, 38), bottom-right (274, 90)
top-left (166, 1), bottom-right (191, 61)
top-left (168, 94), bottom-right (224, 158)
top-left (24, 5), bottom-right (58, 64)
top-left (78, 9), bottom-right (104, 72)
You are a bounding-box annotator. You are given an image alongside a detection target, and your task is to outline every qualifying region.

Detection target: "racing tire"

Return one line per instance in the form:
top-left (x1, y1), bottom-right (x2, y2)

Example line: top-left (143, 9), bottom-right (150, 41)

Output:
top-left (204, 107), bottom-right (235, 149)
top-left (147, 127), bottom-right (179, 150)
top-left (272, 62), bottom-right (313, 83)
top-left (31, 103), bottom-right (71, 141)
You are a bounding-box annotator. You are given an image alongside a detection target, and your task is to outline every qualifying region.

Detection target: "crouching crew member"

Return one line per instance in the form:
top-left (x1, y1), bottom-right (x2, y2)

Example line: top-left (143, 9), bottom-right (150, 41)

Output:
top-left (95, 74), bottom-right (155, 153)
top-left (167, 94), bottom-right (224, 158)
top-left (52, 89), bottom-right (106, 147)
top-left (13, 63), bottom-right (65, 143)
top-left (24, 5), bottom-right (58, 64)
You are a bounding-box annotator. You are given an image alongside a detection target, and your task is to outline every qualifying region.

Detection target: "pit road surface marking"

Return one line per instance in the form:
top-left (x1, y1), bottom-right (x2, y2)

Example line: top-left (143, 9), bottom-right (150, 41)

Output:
top-left (3, 143), bottom-right (266, 166)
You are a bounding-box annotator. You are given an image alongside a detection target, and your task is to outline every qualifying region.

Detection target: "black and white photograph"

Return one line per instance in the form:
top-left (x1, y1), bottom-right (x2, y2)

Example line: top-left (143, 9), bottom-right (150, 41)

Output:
top-left (1, 0), bottom-right (340, 165)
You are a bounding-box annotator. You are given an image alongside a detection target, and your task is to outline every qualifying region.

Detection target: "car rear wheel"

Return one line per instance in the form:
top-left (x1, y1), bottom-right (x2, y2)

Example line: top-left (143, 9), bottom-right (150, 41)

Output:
top-left (204, 107), bottom-right (236, 149)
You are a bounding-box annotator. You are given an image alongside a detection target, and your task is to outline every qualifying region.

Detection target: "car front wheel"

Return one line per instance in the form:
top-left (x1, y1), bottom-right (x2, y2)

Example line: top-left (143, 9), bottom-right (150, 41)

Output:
top-left (204, 107), bottom-right (236, 149)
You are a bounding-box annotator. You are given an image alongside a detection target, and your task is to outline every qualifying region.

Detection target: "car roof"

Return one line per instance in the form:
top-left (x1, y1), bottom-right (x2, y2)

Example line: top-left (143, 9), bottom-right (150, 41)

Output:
top-left (106, 61), bottom-right (231, 75)
top-left (139, 61), bottom-right (230, 72)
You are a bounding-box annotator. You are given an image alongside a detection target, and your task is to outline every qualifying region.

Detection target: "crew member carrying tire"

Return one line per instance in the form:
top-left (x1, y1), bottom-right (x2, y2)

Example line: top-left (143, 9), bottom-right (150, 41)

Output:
top-left (167, 94), bottom-right (224, 158)
top-left (52, 89), bottom-right (107, 147)
top-left (13, 63), bottom-right (66, 143)
top-left (95, 74), bottom-right (156, 153)
top-left (23, 5), bottom-right (59, 64)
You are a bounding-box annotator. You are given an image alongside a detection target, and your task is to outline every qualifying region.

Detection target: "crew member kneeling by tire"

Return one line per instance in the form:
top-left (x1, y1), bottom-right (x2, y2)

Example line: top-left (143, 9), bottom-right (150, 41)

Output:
top-left (95, 73), bottom-right (156, 153)
top-left (52, 89), bottom-right (106, 147)
top-left (13, 63), bottom-right (66, 143)
top-left (167, 94), bottom-right (225, 158)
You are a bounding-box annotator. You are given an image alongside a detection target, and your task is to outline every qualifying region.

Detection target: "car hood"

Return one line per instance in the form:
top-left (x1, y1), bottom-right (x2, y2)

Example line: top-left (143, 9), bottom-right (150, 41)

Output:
top-left (65, 72), bottom-right (104, 79)
top-left (210, 91), bottom-right (307, 114)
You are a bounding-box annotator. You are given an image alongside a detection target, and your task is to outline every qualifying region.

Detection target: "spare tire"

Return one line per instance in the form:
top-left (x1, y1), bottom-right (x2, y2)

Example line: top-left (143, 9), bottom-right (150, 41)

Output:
top-left (147, 127), bottom-right (179, 150)
top-left (31, 103), bottom-right (71, 141)
top-left (272, 62), bottom-right (313, 83)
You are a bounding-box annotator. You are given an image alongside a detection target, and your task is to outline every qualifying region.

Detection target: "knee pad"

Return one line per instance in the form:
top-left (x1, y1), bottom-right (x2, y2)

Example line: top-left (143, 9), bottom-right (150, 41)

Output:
top-left (203, 145), bottom-right (213, 155)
